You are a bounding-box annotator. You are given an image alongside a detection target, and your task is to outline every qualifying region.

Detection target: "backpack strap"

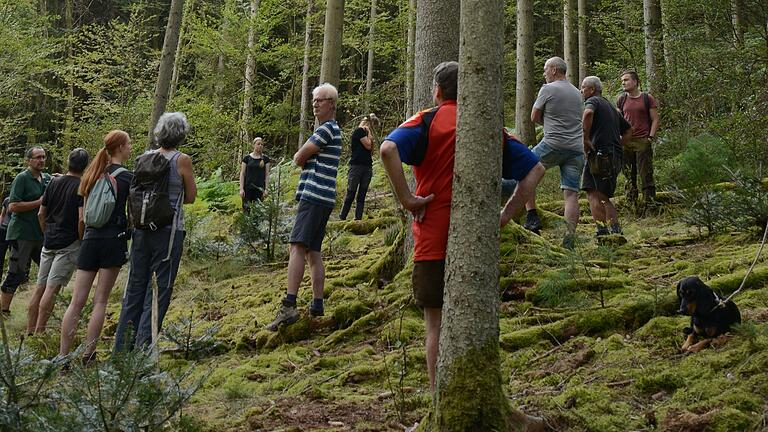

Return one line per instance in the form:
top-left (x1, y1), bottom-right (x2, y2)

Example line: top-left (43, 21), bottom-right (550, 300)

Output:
top-left (162, 152), bottom-right (184, 263)
top-left (617, 93), bottom-right (627, 114)
top-left (642, 92), bottom-right (652, 129)
top-left (412, 107), bottom-right (439, 166)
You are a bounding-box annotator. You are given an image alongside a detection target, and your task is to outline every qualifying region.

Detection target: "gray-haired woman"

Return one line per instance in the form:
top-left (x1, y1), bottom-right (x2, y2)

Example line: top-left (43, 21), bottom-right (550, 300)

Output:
top-left (113, 112), bottom-right (197, 352)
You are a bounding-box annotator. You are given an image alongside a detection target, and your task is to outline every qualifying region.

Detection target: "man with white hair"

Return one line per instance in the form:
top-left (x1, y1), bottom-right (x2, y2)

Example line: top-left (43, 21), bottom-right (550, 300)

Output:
top-left (525, 56), bottom-right (584, 249)
top-left (267, 83), bottom-right (342, 331)
top-left (580, 76), bottom-right (632, 237)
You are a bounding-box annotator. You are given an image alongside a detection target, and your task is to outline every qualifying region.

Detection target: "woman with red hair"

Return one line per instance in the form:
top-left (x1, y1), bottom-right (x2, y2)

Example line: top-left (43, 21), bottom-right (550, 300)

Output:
top-left (59, 130), bottom-right (133, 364)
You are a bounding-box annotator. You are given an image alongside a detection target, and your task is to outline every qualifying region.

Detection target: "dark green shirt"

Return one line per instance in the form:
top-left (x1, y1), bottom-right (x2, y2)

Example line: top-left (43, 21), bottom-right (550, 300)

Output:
top-left (5, 169), bottom-right (51, 241)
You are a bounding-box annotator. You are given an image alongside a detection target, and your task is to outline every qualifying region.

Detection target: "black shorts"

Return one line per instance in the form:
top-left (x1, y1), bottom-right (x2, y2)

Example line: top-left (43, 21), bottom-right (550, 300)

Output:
top-left (412, 260), bottom-right (445, 309)
top-left (581, 153), bottom-right (621, 198)
top-left (77, 237), bottom-right (129, 271)
top-left (289, 200), bottom-right (333, 252)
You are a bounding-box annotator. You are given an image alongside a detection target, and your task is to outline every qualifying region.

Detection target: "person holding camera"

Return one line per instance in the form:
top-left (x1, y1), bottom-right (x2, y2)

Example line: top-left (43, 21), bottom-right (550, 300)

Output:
top-left (59, 130), bottom-right (133, 363)
top-left (580, 76), bottom-right (632, 237)
top-left (340, 114), bottom-right (378, 221)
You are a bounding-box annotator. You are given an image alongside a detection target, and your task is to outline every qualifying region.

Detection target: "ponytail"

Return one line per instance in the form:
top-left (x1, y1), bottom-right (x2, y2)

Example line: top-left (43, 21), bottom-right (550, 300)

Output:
top-left (79, 130), bottom-right (131, 197)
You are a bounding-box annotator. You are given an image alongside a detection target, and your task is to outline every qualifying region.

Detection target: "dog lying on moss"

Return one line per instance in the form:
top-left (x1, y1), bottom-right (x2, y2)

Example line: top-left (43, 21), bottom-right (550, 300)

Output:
top-left (676, 276), bottom-right (741, 353)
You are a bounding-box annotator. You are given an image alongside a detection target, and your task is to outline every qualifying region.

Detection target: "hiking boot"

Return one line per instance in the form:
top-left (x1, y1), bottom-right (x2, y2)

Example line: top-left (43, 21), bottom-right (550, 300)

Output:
top-left (309, 307), bottom-right (324, 317)
top-left (595, 226), bottom-right (609, 236)
top-left (562, 233), bottom-right (576, 250)
top-left (523, 210), bottom-right (542, 234)
top-left (265, 303), bottom-right (299, 331)
top-left (610, 223), bottom-right (623, 235)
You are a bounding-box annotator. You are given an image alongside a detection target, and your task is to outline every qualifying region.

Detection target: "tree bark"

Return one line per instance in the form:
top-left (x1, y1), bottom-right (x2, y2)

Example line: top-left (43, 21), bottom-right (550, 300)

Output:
top-left (732, 0), bottom-right (744, 47)
top-left (405, 0), bottom-right (459, 261)
top-left (405, 0), bottom-right (416, 117)
top-left (63, 0), bottom-right (74, 148)
top-left (148, 0), bottom-right (185, 149)
top-left (563, 0), bottom-right (578, 86)
top-left (298, 0), bottom-right (314, 148)
top-left (643, 0), bottom-right (664, 95)
top-left (170, 0), bottom-right (194, 101)
top-left (577, 0), bottom-right (588, 83)
top-left (364, 0), bottom-right (377, 112)
top-left (241, 0), bottom-right (260, 146)
top-left (319, 0), bottom-right (344, 87)
top-left (433, 0), bottom-right (523, 428)
top-left (515, 0), bottom-right (535, 147)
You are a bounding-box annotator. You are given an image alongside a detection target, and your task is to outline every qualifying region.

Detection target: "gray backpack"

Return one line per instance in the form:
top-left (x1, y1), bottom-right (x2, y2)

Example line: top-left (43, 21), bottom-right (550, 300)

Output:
top-left (84, 167), bottom-right (127, 228)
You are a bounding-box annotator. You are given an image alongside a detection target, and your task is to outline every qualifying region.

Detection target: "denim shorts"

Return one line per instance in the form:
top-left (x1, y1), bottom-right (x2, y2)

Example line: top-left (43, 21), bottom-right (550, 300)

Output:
top-left (531, 141), bottom-right (585, 192)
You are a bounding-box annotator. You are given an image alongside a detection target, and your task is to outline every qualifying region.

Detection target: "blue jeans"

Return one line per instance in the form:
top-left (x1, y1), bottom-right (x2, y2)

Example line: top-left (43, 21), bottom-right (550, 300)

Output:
top-left (113, 228), bottom-right (184, 352)
top-left (531, 141), bottom-right (585, 192)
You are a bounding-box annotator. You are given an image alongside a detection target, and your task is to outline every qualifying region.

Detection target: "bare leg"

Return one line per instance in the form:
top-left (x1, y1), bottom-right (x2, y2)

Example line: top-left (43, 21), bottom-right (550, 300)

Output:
top-left (604, 199), bottom-right (618, 227)
top-left (501, 164), bottom-right (545, 226)
top-left (307, 250), bottom-right (325, 300)
top-left (563, 189), bottom-right (580, 234)
top-left (26, 282), bottom-right (47, 334)
top-left (586, 191), bottom-right (607, 226)
top-left (34, 283), bottom-right (62, 333)
top-left (83, 268), bottom-right (120, 358)
top-left (1, 293), bottom-right (14, 311)
top-left (286, 243), bottom-right (307, 296)
top-left (59, 270), bottom-right (97, 356)
top-left (424, 307), bottom-right (442, 392)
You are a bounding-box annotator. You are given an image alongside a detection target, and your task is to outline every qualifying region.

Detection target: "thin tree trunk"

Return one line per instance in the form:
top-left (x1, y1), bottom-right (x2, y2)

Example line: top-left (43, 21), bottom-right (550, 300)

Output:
top-left (170, 0), bottom-right (194, 101)
top-left (563, 0), bottom-right (578, 86)
top-left (319, 0), bottom-right (344, 87)
top-left (241, 0), bottom-right (260, 146)
top-left (405, 0), bottom-right (416, 117)
top-left (63, 0), bottom-right (74, 148)
top-left (643, 0), bottom-right (664, 95)
top-left (515, 0), bottom-right (535, 147)
top-left (435, 0), bottom-right (536, 428)
top-left (148, 0), bottom-right (185, 148)
top-left (215, 0), bottom-right (233, 111)
top-left (577, 0), bottom-right (588, 83)
top-left (659, 0), bottom-right (675, 77)
top-left (364, 0), bottom-right (377, 112)
top-left (298, 0), bottom-right (314, 148)
top-left (732, 0), bottom-right (744, 47)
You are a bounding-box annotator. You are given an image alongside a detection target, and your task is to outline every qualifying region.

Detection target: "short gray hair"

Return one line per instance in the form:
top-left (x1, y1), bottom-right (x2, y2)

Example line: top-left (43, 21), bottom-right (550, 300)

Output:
top-left (582, 76), bottom-right (603, 93)
top-left (25, 146), bottom-right (44, 159)
top-left (545, 57), bottom-right (567, 75)
top-left (312, 83), bottom-right (338, 102)
top-left (154, 112), bottom-right (190, 149)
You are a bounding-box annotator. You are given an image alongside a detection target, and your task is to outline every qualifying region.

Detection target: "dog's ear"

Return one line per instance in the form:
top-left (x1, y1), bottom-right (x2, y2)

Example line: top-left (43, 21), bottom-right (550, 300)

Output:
top-left (695, 280), bottom-right (716, 313)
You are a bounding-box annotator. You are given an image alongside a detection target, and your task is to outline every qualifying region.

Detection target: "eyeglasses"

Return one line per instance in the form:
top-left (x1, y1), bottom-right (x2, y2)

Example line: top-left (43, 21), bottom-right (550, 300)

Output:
top-left (29, 156), bottom-right (46, 160)
top-left (313, 97), bottom-right (333, 103)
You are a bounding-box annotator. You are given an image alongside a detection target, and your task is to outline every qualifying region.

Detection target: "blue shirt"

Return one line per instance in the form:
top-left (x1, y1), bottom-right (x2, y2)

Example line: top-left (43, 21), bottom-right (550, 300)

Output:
top-left (295, 120), bottom-right (342, 208)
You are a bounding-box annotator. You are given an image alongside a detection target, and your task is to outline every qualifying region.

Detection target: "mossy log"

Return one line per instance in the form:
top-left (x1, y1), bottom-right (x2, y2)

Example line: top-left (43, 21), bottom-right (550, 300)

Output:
top-left (499, 293), bottom-right (678, 350)
top-left (707, 264), bottom-right (768, 294)
top-left (325, 216), bottom-right (399, 235)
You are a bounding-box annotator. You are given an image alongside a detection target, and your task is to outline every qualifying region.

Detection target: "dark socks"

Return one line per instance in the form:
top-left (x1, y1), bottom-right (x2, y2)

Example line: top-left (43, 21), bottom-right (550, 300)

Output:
top-left (312, 298), bottom-right (324, 311)
top-left (283, 294), bottom-right (297, 307)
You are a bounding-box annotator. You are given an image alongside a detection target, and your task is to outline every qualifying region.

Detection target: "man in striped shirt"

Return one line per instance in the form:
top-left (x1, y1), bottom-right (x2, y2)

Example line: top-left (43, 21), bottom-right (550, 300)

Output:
top-left (266, 83), bottom-right (342, 331)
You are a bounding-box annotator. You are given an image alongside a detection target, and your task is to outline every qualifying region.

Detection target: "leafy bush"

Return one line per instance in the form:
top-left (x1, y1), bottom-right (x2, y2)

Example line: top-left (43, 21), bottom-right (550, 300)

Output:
top-left (197, 168), bottom-right (239, 213)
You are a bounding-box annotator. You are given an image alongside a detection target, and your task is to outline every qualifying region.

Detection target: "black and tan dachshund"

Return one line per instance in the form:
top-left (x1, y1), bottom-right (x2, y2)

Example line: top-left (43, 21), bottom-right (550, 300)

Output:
top-left (676, 276), bottom-right (741, 353)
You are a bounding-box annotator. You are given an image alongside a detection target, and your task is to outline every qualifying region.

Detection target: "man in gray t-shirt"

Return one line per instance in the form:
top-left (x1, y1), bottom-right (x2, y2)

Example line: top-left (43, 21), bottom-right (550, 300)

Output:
top-left (524, 56), bottom-right (585, 249)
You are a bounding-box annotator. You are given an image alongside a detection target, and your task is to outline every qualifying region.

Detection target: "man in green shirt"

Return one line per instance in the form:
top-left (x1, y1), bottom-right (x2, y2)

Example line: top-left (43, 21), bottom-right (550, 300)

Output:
top-left (1, 147), bottom-right (51, 315)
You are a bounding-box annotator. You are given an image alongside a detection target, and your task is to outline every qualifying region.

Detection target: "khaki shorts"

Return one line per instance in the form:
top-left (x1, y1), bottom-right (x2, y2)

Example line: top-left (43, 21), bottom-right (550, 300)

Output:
top-left (412, 260), bottom-right (445, 309)
top-left (36, 240), bottom-right (80, 286)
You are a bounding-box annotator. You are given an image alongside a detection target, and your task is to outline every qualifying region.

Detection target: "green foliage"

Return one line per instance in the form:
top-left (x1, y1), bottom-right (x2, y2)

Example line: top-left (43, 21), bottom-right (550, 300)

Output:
top-left (197, 168), bottom-right (239, 213)
top-left (234, 182), bottom-right (291, 262)
top-left (162, 311), bottom-right (222, 360)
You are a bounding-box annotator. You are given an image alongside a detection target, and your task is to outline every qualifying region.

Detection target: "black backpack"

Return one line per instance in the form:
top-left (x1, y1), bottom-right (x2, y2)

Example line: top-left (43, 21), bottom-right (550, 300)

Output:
top-left (129, 152), bottom-right (178, 230)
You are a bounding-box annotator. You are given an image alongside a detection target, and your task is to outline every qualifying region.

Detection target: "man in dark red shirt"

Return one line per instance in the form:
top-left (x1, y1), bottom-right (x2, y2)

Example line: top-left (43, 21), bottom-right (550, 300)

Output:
top-left (380, 61), bottom-right (544, 391)
top-left (617, 71), bottom-right (660, 210)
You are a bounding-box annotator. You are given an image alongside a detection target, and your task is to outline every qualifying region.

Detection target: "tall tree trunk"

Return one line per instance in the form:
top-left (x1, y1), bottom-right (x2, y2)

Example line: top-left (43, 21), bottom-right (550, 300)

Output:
top-left (434, 0), bottom-right (536, 428)
top-left (148, 0), bottom-right (185, 148)
top-left (170, 0), bottom-right (194, 101)
top-left (364, 0), bottom-right (377, 112)
top-left (577, 0), bottom-right (588, 83)
top-left (298, 0), bottom-right (314, 148)
top-left (563, 0), bottom-right (578, 86)
top-left (215, 0), bottom-right (234, 111)
top-left (643, 0), bottom-right (664, 95)
top-left (405, 0), bottom-right (459, 261)
top-left (405, 0), bottom-right (416, 117)
top-left (63, 0), bottom-right (74, 148)
top-left (515, 0), bottom-right (535, 146)
top-left (732, 0), bottom-right (744, 47)
top-left (659, 0), bottom-right (675, 77)
top-left (319, 0), bottom-right (344, 87)
top-left (241, 0), bottom-right (260, 146)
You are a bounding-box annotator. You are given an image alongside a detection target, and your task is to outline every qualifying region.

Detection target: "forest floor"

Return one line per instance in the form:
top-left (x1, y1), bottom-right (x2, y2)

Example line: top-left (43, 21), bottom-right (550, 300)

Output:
top-left (5, 163), bottom-right (768, 431)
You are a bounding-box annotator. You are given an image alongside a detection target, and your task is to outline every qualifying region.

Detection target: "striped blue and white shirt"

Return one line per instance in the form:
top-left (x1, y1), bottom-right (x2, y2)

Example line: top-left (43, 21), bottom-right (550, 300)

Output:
top-left (295, 120), bottom-right (342, 208)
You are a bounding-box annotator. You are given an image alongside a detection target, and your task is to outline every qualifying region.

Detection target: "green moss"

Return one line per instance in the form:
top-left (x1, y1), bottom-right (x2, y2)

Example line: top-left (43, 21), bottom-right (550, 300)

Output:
top-left (325, 217), bottom-right (399, 235)
top-left (708, 265), bottom-right (768, 294)
top-left (635, 370), bottom-right (683, 394)
top-left (331, 301), bottom-right (371, 329)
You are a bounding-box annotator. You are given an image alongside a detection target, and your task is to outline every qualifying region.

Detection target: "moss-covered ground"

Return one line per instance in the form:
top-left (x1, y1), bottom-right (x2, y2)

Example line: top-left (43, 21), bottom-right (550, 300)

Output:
top-left (6, 163), bottom-right (768, 431)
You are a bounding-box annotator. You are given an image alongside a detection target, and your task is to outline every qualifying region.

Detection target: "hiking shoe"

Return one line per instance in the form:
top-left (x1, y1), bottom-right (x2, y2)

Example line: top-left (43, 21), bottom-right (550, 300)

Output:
top-left (610, 223), bottom-right (623, 235)
top-left (595, 226), bottom-right (609, 236)
top-left (265, 303), bottom-right (299, 331)
top-left (309, 307), bottom-right (324, 317)
top-left (562, 233), bottom-right (576, 250)
top-left (523, 210), bottom-right (542, 234)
